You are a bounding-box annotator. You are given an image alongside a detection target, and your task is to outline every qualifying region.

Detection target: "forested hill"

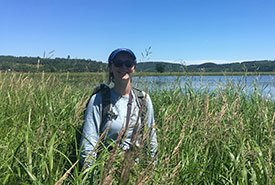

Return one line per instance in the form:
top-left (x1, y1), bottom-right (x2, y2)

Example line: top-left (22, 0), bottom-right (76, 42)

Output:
top-left (187, 60), bottom-right (275, 72)
top-left (137, 60), bottom-right (275, 72)
top-left (0, 55), bottom-right (275, 73)
top-left (0, 56), bottom-right (107, 72)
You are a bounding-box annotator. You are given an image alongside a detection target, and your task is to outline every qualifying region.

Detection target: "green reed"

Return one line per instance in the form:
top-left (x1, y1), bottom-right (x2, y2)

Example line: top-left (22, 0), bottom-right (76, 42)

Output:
top-left (0, 72), bottom-right (274, 184)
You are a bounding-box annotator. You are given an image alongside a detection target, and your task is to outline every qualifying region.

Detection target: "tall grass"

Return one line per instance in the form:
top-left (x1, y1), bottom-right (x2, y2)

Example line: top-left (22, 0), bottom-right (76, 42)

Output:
top-left (0, 72), bottom-right (274, 184)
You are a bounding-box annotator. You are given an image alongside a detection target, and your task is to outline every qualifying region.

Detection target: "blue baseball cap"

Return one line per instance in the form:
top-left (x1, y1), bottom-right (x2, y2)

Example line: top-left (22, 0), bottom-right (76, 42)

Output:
top-left (108, 48), bottom-right (137, 65)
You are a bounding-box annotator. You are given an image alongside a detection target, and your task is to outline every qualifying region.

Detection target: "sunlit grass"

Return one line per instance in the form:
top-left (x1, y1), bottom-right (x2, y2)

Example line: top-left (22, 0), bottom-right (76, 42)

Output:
top-left (0, 72), bottom-right (274, 184)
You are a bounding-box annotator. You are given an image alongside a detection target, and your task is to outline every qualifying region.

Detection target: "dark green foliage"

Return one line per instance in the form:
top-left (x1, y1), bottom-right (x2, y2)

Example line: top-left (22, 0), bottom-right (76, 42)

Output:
top-left (136, 61), bottom-right (185, 72)
top-left (187, 60), bottom-right (275, 72)
top-left (0, 56), bottom-right (107, 72)
top-left (155, 63), bottom-right (166, 73)
top-left (135, 60), bottom-right (275, 73)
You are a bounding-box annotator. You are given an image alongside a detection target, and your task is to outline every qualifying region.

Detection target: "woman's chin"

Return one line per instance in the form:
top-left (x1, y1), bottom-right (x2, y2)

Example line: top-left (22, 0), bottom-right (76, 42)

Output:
top-left (114, 74), bottom-right (130, 82)
top-left (121, 75), bottom-right (130, 80)
top-left (120, 72), bottom-right (131, 78)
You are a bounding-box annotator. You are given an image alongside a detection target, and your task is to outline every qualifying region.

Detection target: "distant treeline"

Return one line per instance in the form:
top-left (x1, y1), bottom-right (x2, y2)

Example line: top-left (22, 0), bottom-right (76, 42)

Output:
top-left (187, 60), bottom-right (275, 72)
top-left (1, 55), bottom-right (275, 73)
top-left (0, 56), bottom-right (107, 72)
top-left (137, 60), bottom-right (275, 73)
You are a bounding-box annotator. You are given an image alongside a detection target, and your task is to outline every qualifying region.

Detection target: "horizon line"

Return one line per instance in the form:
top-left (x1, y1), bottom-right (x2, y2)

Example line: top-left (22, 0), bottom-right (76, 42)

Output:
top-left (1, 54), bottom-right (274, 66)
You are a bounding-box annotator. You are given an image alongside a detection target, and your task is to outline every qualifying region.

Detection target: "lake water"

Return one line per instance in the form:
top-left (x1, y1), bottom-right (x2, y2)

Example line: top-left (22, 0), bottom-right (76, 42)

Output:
top-left (132, 75), bottom-right (275, 100)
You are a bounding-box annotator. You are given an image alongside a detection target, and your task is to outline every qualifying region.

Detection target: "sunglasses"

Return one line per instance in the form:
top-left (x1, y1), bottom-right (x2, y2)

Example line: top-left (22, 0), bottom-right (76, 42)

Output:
top-left (112, 60), bottom-right (136, 68)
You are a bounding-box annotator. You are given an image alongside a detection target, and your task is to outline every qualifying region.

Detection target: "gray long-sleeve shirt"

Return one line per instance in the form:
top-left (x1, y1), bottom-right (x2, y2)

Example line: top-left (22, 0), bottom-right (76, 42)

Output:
top-left (80, 88), bottom-right (158, 167)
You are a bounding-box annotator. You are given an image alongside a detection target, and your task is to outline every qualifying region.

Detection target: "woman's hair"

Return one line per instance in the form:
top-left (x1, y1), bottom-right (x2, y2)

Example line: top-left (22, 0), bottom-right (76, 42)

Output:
top-left (108, 64), bottom-right (114, 84)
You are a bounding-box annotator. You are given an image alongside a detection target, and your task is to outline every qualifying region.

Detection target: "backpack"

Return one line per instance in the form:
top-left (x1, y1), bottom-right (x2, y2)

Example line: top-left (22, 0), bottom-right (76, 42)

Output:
top-left (90, 83), bottom-right (148, 132)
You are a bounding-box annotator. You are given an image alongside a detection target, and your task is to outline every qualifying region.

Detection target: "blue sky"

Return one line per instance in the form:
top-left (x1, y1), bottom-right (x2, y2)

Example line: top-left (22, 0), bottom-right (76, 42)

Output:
top-left (1, 0), bottom-right (275, 65)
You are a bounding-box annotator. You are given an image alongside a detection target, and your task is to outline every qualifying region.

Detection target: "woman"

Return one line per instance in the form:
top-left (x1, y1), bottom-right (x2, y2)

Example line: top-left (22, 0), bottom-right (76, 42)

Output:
top-left (80, 48), bottom-right (158, 168)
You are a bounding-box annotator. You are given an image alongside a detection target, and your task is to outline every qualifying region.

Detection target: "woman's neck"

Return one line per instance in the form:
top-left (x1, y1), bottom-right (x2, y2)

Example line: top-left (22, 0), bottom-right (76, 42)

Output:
top-left (113, 79), bottom-right (131, 96)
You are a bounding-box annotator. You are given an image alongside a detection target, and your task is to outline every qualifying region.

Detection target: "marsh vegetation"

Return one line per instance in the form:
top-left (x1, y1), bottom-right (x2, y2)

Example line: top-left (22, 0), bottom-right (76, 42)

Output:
top-left (0, 72), bottom-right (274, 184)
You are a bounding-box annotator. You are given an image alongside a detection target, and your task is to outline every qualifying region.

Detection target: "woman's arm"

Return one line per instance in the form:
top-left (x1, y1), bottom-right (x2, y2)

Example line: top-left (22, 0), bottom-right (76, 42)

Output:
top-left (80, 93), bottom-right (102, 168)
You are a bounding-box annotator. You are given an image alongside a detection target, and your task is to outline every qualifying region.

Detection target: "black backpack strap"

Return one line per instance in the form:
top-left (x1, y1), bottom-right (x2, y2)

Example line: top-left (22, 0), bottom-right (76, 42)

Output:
top-left (132, 87), bottom-right (148, 124)
top-left (132, 88), bottom-right (152, 158)
top-left (98, 84), bottom-right (111, 133)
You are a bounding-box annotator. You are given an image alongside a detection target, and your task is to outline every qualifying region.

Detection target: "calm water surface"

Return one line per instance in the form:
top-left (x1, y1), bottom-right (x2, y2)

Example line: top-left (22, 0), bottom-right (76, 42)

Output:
top-left (132, 75), bottom-right (275, 100)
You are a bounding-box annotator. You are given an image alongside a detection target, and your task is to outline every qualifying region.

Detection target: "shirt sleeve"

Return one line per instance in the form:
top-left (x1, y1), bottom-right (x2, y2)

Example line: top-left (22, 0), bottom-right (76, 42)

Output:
top-left (80, 93), bottom-right (102, 168)
top-left (145, 93), bottom-right (158, 159)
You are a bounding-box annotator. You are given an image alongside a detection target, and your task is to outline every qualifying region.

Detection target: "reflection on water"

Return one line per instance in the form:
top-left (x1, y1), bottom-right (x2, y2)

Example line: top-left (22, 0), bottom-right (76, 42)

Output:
top-left (132, 75), bottom-right (275, 100)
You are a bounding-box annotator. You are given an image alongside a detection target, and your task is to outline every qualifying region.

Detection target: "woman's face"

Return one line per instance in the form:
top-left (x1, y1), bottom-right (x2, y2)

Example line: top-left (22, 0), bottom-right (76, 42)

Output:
top-left (111, 52), bottom-right (135, 82)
